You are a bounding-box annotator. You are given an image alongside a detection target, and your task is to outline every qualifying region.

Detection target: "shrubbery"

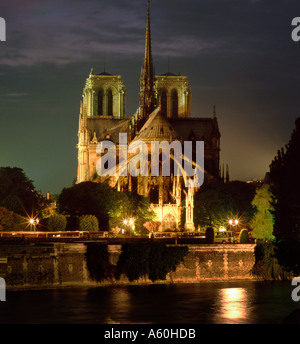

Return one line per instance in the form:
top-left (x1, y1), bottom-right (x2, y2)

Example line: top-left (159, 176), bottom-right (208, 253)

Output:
top-left (0, 207), bottom-right (26, 231)
top-left (239, 229), bottom-right (249, 244)
top-left (78, 215), bottom-right (99, 232)
top-left (251, 241), bottom-right (292, 281)
top-left (47, 214), bottom-right (67, 231)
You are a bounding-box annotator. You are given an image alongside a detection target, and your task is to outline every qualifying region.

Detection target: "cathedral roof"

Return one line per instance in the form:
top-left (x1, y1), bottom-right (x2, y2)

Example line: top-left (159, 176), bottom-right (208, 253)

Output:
top-left (135, 108), bottom-right (179, 142)
top-left (87, 118), bottom-right (131, 144)
top-left (169, 117), bottom-right (220, 142)
top-left (160, 72), bottom-right (177, 76)
top-left (97, 71), bottom-right (112, 76)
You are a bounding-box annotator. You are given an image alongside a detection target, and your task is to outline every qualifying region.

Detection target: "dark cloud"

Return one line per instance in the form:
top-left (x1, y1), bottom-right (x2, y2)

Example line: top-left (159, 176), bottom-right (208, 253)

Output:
top-left (0, 0), bottom-right (300, 193)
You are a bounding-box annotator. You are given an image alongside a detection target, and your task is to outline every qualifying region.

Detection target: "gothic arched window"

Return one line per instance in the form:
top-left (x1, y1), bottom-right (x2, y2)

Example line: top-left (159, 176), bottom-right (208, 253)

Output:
top-left (107, 89), bottom-right (113, 116)
top-left (161, 91), bottom-right (167, 117)
top-left (172, 90), bottom-right (178, 118)
top-left (98, 89), bottom-right (103, 116)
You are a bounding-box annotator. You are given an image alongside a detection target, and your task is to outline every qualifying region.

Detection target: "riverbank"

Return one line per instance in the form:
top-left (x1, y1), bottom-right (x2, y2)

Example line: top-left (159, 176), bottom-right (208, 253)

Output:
top-left (0, 242), bottom-right (256, 290)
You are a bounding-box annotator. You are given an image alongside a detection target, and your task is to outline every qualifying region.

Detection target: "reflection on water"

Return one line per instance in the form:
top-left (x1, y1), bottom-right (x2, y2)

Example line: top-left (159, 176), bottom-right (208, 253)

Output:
top-left (217, 288), bottom-right (248, 323)
top-left (0, 281), bottom-right (299, 324)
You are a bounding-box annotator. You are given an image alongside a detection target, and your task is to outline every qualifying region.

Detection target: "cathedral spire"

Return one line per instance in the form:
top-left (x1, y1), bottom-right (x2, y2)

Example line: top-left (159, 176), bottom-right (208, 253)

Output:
top-left (213, 105), bottom-right (216, 118)
top-left (138, 0), bottom-right (156, 131)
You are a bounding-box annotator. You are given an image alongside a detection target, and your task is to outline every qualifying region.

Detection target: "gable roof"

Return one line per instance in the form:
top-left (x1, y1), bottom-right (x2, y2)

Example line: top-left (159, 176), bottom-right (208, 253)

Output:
top-left (135, 108), bottom-right (179, 142)
top-left (87, 117), bottom-right (131, 144)
top-left (169, 117), bottom-right (220, 142)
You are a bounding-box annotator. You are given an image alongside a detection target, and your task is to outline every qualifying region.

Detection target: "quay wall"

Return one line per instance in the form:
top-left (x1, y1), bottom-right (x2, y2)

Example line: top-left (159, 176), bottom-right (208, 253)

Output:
top-left (0, 243), bottom-right (256, 289)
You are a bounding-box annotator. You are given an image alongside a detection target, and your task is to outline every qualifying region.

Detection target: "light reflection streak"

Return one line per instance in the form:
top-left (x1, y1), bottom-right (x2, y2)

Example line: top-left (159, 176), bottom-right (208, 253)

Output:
top-left (217, 288), bottom-right (248, 323)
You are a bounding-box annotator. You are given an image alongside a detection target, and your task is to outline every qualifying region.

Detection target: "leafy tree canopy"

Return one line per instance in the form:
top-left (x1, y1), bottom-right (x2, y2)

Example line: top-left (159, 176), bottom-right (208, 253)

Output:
top-left (270, 117), bottom-right (300, 242)
top-left (194, 181), bottom-right (255, 230)
top-left (249, 184), bottom-right (274, 241)
top-left (58, 181), bottom-right (117, 230)
top-left (0, 167), bottom-right (46, 215)
top-left (47, 214), bottom-right (67, 231)
top-left (269, 118), bottom-right (300, 275)
top-left (58, 182), bottom-right (154, 232)
top-left (109, 191), bottom-right (155, 234)
top-left (78, 215), bottom-right (99, 232)
top-left (0, 207), bottom-right (27, 231)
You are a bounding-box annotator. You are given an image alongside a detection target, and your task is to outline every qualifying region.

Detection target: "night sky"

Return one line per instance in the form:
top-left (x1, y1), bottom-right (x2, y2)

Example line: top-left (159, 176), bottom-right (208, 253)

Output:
top-left (0, 0), bottom-right (300, 195)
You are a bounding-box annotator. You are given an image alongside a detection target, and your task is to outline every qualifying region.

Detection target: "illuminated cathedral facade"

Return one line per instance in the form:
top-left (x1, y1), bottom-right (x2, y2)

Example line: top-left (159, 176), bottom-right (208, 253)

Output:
top-left (77, 1), bottom-right (221, 231)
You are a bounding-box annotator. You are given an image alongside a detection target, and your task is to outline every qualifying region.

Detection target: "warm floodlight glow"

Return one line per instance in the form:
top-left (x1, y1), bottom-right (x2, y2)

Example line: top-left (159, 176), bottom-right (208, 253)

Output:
top-left (28, 217), bottom-right (39, 231)
top-left (229, 219), bottom-right (239, 226)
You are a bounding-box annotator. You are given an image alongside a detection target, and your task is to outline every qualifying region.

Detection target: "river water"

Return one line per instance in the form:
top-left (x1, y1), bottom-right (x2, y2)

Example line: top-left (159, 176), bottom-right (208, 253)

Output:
top-left (0, 280), bottom-right (299, 324)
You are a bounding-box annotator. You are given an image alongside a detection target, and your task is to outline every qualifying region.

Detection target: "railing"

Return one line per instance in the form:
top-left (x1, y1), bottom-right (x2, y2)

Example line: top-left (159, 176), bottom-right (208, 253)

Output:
top-left (153, 231), bottom-right (205, 239)
top-left (0, 231), bottom-right (109, 240)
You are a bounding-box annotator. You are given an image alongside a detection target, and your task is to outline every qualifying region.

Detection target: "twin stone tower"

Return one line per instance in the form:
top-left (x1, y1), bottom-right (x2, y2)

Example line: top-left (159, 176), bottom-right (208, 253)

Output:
top-left (77, 1), bottom-right (221, 232)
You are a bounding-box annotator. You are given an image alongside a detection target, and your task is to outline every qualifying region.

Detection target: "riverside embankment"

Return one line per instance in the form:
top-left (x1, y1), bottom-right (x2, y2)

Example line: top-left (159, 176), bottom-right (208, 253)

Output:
top-left (0, 242), bottom-right (255, 289)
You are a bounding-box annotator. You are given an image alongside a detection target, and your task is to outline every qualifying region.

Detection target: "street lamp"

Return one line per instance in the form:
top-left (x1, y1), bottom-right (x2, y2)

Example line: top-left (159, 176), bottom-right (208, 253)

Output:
top-left (29, 218), bottom-right (39, 231)
top-left (123, 218), bottom-right (135, 236)
top-left (228, 219), bottom-right (239, 234)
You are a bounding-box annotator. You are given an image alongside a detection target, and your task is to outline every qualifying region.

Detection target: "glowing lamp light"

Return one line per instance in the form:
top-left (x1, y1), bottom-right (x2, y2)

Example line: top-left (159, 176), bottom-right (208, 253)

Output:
top-left (28, 217), bottom-right (39, 231)
top-left (229, 219), bottom-right (239, 226)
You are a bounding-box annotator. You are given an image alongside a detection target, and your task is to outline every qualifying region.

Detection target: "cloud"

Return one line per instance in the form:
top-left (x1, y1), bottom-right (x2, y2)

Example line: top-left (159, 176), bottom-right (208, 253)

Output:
top-left (0, 92), bottom-right (28, 103)
top-left (1, 0), bottom-right (260, 67)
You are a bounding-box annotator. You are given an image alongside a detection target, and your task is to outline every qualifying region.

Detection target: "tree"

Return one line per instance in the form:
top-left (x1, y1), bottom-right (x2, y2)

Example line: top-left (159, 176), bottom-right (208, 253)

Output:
top-left (0, 207), bottom-right (26, 231)
top-left (249, 184), bottom-right (274, 241)
top-left (47, 214), bottom-right (67, 231)
top-left (78, 215), bottom-right (99, 232)
top-left (270, 118), bottom-right (300, 242)
top-left (58, 182), bottom-right (155, 233)
top-left (58, 181), bottom-right (117, 230)
top-left (194, 181), bottom-right (255, 230)
top-left (269, 118), bottom-right (300, 275)
top-left (1, 194), bottom-right (24, 214)
top-left (0, 167), bottom-right (46, 215)
top-left (109, 191), bottom-right (155, 234)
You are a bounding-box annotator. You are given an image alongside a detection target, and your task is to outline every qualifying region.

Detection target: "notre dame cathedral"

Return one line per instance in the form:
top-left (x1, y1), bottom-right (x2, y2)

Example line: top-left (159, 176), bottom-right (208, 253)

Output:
top-left (77, 1), bottom-right (221, 231)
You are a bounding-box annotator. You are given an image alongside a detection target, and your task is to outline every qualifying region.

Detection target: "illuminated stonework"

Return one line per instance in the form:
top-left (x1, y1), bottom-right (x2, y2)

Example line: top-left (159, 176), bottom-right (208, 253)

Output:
top-left (83, 69), bottom-right (126, 119)
top-left (155, 73), bottom-right (191, 119)
top-left (76, 1), bottom-right (221, 231)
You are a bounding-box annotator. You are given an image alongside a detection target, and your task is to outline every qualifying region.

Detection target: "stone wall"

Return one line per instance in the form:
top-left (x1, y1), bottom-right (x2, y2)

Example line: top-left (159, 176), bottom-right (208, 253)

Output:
top-left (0, 243), bottom-right (255, 289)
top-left (170, 244), bottom-right (255, 283)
